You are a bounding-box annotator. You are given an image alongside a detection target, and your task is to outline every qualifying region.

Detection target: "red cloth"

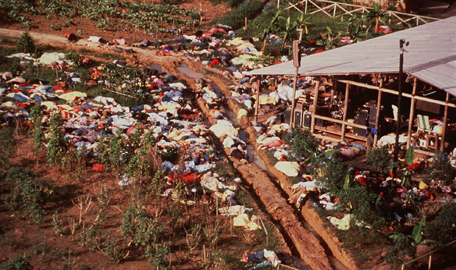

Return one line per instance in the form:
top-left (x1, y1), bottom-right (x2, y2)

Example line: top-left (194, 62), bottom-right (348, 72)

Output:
top-left (92, 164), bottom-right (105, 172)
top-left (53, 85), bottom-right (64, 91)
top-left (166, 172), bottom-right (197, 184)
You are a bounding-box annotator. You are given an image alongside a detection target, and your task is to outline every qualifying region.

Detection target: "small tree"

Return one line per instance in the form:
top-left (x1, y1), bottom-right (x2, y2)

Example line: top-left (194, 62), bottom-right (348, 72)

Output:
top-left (366, 146), bottom-right (392, 179)
top-left (16, 32), bottom-right (36, 53)
top-left (423, 152), bottom-right (454, 185)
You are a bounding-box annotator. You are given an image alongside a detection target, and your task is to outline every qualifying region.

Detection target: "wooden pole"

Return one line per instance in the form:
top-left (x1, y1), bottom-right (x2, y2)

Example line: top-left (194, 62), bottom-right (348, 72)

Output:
top-left (406, 77), bottom-right (417, 149)
top-left (244, 17), bottom-right (247, 30)
top-left (310, 80), bottom-right (320, 133)
top-left (441, 92), bottom-right (449, 153)
top-left (258, 215), bottom-right (268, 246)
top-left (374, 78), bottom-right (383, 146)
top-left (254, 76), bottom-right (260, 123)
top-left (341, 82), bottom-right (349, 141)
top-left (428, 254), bottom-right (432, 270)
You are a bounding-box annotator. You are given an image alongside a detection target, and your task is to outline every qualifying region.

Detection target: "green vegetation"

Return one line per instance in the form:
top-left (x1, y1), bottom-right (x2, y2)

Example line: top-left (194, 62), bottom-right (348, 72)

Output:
top-left (0, 255), bottom-right (33, 270)
top-left (16, 32), bottom-right (36, 53)
top-left (2, 0), bottom-right (200, 33)
top-left (4, 167), bottom-right (54, 225)
top-left (218, 0), bottom-right (264, 30)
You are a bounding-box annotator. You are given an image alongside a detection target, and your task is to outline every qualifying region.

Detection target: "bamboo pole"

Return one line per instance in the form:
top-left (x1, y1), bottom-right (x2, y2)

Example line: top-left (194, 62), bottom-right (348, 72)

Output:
top-left (341, 82), bottom-right (349, 141)
top-left (406, 78), bottom-right (417, 149)
top-left (310, 80), bottom-right (320, 133)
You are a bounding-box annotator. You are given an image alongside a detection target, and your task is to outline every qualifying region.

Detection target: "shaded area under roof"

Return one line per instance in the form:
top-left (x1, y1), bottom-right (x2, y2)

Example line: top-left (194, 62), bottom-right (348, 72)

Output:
top-left (246, 16), bottom-right (456, 95)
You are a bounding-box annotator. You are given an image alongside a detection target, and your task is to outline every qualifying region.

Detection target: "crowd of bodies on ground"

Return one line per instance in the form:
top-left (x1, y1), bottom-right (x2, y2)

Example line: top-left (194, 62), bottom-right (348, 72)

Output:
top-left (1, 26), bottom-right (456, 268)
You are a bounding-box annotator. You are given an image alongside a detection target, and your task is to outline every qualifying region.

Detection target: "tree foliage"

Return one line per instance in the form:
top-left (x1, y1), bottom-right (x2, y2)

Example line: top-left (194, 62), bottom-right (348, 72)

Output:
top-left (16, 31), bottom-right (35, 53)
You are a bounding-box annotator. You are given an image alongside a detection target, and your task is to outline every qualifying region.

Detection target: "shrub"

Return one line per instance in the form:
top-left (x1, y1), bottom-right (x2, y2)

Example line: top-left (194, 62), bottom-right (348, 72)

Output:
top-left (423, 152), bottom-right (454, 185)
top-left (283, 127), bottom-right (319, 160)
top-left (0, 255), bottom-right (32, 270)
top-left (426, 203), bottom-right (456, 244)
top-left (16, 32), bottom-right (35, 53)
top-left (4, 167), bottom-right (54, 225)
top-left (218, 0), bottom-right (264, 30)
top-left (366, 146), bottom-right (392, 179)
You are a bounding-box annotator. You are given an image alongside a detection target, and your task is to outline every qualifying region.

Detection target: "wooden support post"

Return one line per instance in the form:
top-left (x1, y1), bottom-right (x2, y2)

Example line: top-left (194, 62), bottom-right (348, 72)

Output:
top-left (374, 78), bottom-right (383, 146)
top-left (406, 78), bottom-right (417, 149)
top-left (310, 80), bottom-right (320, 133)
top-left (258, 215), bottom-right (268, 245)
top-left (254, 76), bottom-right (261, 123)
top-left (441, 92), bottom-right (449, 153)
top-left (428, 254), bottom-right (432, 270)
top-left (341, 82), bottom-right (349, 141)
top-left (244, 17), bottom-right (247, 30)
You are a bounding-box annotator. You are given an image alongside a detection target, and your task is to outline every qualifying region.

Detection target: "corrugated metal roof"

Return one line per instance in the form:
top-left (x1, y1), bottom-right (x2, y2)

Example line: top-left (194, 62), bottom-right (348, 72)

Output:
top-left (246, 16), bottom-right (456, 95)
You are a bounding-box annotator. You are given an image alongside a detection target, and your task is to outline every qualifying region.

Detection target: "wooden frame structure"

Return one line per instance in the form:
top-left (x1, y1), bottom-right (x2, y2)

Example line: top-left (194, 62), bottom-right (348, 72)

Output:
top-left (283, 0), bottom-right (440, 26)
top-left (302, 75), bottom-right (455, 155)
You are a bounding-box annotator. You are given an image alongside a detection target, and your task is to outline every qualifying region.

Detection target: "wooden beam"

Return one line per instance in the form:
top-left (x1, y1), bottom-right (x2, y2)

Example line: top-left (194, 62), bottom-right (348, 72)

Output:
top-left (314, 114), bottom-right (369, 130)
top-left (336, 79), bottom-right (456, 109)
top-left (341, 82), bottom-right (349, 141)
top-left (310, 80), bottom-right (320, 133)
top-left (254, 76), bottom-right (260, 122)
top-left (374, 78), bottom-right (383, 146)
top-left (441, 92), bottom-right (449, 153)
top-left (406, 78), bottom-right (417, 149)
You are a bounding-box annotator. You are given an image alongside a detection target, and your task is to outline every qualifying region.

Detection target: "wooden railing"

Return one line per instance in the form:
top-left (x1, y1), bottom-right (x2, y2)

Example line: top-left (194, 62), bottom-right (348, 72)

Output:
top-left (401, 240), bottom-right (456, 270)
top-left (284, 0), bottom-right (440, 26)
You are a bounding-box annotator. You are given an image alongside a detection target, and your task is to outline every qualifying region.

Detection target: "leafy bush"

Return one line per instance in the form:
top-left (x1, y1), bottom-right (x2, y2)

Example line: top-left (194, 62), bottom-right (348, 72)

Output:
top-left (46, 113), bottom-right (67, 166)
top-left (423, 152), bottom-right (454, 185)
top-left (366, 146), bottom-right (392, 179)
top-left (16, 32), bottom-right (35, 53)
top-left (0, 255), bottom-right (32, 270)
top-left (283, 128), bottom-right (319, 160)
top-left (426, 203), bottom-right (456, 244)
top-left (0, 129), bottom-right (16, 176)
top-left (218, 0), bottom-right (264, 30)
top-left (384, 232), bottom-right (417, 266)
top-left (4, 167), bottom-right (54, 225)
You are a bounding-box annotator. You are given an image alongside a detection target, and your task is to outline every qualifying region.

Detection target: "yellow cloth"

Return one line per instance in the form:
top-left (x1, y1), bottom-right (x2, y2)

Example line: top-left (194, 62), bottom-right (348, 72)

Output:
top-left (233, 214), bottom-right (260, 230)
top-left (57, 104), bottom-right (73, 111)
top-left (256, 95), bottom-right (276, 105)
top-left (274, 161), bottom-right (300, 177)
top-left (58, 91), bottom-right (87, 101)
top-left (419, 181), bottom-right (428, 190)
top-left (237, 109), bottom-right (248, 120)
top-left (41, 101), bottom-right (58, 110)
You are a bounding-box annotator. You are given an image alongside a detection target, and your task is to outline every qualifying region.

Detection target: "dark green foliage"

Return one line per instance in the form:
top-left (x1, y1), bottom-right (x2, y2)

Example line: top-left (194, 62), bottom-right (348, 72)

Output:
top-left (16, 32), bottom-right (35, 53)
top-left (4, 167), bottom-right (54, 225)
top-left (80, 229), bottom-right (127, 264)
top-left (46, 113), bottom-right (67, 166)
top-left (0, 129), bottom-right (16, 176)
top-left (209, 0), bottom-right (244, 7)
top-left (367, 146), bottom-right (392, 179)
top-left (283, 128), bottom-right (319, 160)
top-left (218, 0), bottom-right (264, 30)
top-left (385, 232), bottom-right (417, 266)
top-left (426, 203), bottom-right (456, 244)
top-left (0, 255), bottom-right (33, 270)
top-left (149, 242), bottom-right (171, 269)
top-left (423, 152), bottom-right (454, 185)
top-left (317, 156), bottom-right (347, 194)
top-left (339, 185), bottom-right (385, 231)
top-left (120, 202), bottom-right (164, 249)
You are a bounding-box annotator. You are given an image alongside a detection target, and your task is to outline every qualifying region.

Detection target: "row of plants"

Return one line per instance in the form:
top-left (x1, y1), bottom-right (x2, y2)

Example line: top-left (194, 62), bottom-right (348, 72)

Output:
top-left (2, 0), bottom-right (201, 32)
top-left (282, 128), bottom-right (456, 267)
